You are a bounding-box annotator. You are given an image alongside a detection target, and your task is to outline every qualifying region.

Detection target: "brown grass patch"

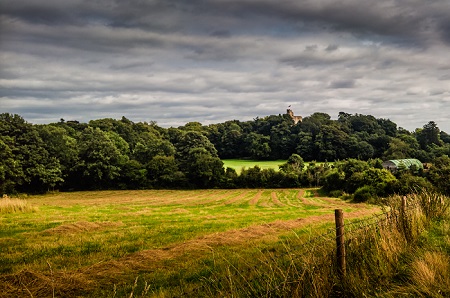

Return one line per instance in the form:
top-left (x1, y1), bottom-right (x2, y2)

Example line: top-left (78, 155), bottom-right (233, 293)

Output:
top-left (0, 197), bottom-right (37, 214)
top-left (411, 251), bottom-right (450, 293)
top-left (224, 190), bottom-right (252, 205)
top-left (41, 221), bottom-right (123, 235)
top-left (249, 190), bottom-right (263, 205)
top-left (0, 269), bottom-right (94, 298)
top-left (170, 208), bottom-right (190, 214)
top-left (271, 192), bottom-right (285, 207)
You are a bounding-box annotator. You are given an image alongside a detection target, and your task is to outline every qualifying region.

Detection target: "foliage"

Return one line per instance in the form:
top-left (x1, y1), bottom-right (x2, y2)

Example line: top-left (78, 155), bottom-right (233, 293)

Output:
top-left (1, 112), bottom-right (450, 194)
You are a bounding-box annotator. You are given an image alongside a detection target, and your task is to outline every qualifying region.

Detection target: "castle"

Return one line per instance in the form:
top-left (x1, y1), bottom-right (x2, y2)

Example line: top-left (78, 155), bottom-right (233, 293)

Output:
top-left (286, 109), bottom-right (302, 124)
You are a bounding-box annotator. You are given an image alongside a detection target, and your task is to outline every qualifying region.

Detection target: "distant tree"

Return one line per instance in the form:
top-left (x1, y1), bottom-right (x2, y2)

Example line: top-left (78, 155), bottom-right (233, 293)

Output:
top-left (314, 124), bottom-right (349, 161)
top-left (175, 131), bottom-right (224, 187)
top-left (440, 131), bottom-right (450, 144)
top-left (244, 133), bottom-right (271, 160)
top-left (279, 154), bottom-right (305, 174)
top-left (0, 138), bottom-right (23, 194)
top-left (428, 155), bottom-right (450, 195)
top-left (383, 138), bottom-right (410, 160)
top-left (269, 123), bottom-right (295, 159)
top-left (296, 132), bottom-right (315, 161)
top-left (183, 147), bottom-right (224, 188)
top-left (0, 113), bottom-right (64, 193)
top-left (377, 118), bottom-right (397, 137)
top-left (146, 155), bottom-right (184, 188)
top-left (71, 127), bottom-right (125, 189)
top-left (416, 121), bottom-right (442, 149)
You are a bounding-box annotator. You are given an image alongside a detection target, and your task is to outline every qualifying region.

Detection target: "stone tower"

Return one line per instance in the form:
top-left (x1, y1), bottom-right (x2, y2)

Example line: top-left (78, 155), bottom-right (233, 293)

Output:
top-left (287, 109), bottom-right (302, 124)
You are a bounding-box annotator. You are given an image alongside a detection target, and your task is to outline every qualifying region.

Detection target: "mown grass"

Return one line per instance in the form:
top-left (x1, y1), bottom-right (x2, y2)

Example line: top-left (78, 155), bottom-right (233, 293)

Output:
top-left (111, 191), bottom-right (450, 298)
top-left (9, 190), bottom-right (449, 297)
top-left (0, 188), bottom-right (376, 297)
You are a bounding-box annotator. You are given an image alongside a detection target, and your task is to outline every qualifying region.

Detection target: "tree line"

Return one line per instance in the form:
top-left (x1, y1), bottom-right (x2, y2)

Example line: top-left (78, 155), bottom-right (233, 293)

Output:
top-left (1, 112), bottom-right (449, 199)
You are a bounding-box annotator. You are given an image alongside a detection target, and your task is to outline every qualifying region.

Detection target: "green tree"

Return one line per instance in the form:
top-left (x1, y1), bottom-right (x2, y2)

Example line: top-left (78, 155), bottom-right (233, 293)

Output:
top-left (244, 133), bottom-right (271, 160)
top-left (0, 138), bottom-right (23, 194)
top-left (416, 121), bottom-right (442, 150)
top-left (175, 131), bottom-right (224, 187)
top-left (71, 127), bottom-right (125, 189)
top-left (428, 155), bottom-right (450, 195)
top-left (0, 113), bottom-right (64, 193)
top-left (383, 138), bottom-right (410, 160)
top-left (147, 155), bottom-right (185, 188)
top-left (279, 154), bottom-right (305, 174)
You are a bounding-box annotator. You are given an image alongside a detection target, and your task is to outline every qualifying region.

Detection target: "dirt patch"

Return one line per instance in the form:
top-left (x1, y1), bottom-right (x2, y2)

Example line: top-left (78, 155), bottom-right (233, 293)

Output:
top-left (41, 221), bottom-right (123, 235)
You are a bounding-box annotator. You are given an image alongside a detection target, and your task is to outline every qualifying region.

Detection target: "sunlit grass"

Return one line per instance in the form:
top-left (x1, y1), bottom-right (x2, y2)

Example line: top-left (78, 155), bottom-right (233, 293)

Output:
top-left (222, 159), bottom-right (286, 173)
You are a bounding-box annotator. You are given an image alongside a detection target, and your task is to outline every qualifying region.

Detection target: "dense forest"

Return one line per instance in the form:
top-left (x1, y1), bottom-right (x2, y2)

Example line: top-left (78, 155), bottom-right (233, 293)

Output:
top-left (1, 112), bottom-right (449, 199)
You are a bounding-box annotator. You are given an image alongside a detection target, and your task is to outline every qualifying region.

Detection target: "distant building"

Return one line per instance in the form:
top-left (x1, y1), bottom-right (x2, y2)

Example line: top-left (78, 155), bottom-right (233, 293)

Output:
top-left (286, 109), bottom-right (302, 124)
top-left (382, 159), bottom-right (423, 172)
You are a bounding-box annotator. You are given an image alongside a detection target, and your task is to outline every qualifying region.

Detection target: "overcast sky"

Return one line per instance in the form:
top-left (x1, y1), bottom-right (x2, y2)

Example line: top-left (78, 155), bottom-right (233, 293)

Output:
top-left (1, 0), bottom-right (449, 132)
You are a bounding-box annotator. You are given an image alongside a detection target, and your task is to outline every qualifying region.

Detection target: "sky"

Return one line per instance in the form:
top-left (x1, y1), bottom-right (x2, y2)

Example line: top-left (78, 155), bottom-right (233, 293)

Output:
top-left (1, 0), bottom-right (450, 132)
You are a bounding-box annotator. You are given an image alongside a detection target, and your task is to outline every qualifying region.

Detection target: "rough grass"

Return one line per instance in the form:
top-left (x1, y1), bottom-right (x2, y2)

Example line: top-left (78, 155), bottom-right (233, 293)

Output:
top-left (0, 197), bottom-right (37, 214)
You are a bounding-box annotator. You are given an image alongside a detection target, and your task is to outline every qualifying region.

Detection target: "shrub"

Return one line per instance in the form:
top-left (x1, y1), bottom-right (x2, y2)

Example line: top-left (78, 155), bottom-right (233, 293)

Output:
top-left (353, 185), bottom-right (376, 202)
top-left (329, 189), bottom-right (344, 198)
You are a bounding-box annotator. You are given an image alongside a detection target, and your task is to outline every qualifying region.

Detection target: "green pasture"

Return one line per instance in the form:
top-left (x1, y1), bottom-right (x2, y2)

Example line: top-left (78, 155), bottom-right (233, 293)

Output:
top-left (0, 189), bottom-right (377, 297)
top-left (222, 159), bottom-right (332, 174)
top-left (222, 159), bottom-right (286, 173)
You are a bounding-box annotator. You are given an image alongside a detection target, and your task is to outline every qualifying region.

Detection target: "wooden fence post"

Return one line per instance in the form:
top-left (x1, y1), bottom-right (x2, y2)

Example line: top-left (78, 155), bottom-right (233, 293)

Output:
top-left (402, 196), bottom-right (407, 213)
top-left (335, 209), bottom-right (346, 277)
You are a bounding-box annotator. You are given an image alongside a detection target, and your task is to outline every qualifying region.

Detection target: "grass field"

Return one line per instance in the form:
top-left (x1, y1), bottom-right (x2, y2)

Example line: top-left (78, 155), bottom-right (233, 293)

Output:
top-left (0, 189), bottom-right (380, 297)
top-left (222, 159), bottom-right (286, 173)
top-left (222, 159), bottom-right (330, 174)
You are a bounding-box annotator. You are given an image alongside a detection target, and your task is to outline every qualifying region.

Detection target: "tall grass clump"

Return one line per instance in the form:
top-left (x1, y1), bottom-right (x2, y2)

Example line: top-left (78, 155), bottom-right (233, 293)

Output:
top-left (0, 196), bottom-right (37, 213)
top-left (413, 190), bottom-right (450, 220)
top-left (202, 239), bottom-right (337, 298)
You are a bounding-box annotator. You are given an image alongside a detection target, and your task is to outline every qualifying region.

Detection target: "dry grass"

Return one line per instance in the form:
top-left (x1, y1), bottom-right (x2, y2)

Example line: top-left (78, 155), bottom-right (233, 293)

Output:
top-left (411, 252), bottom-right (450, 294)
top-left (40, 221), bottom-right (124, 235)
top-left (0, 197), bottom-right (37, 213)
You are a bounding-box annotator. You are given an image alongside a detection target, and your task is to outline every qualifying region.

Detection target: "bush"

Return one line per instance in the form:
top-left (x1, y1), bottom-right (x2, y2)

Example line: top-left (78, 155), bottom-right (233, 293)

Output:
top-left (329, 189), bottom-right (344, 198)
top-left (353, 185), bottom-right (376, 203)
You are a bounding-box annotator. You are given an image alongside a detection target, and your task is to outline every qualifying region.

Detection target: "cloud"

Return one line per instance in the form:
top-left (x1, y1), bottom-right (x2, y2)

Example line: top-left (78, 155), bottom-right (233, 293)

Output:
top-left (1, 0), bottom-right (450, 133)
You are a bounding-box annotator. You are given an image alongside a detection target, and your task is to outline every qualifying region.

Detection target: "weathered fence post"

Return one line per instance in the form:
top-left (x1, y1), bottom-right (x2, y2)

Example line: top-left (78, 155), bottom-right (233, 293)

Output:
top-left (335, 209), bottom-right (346, 277)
